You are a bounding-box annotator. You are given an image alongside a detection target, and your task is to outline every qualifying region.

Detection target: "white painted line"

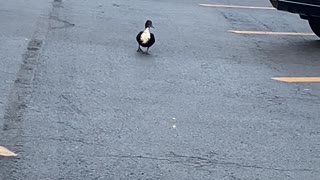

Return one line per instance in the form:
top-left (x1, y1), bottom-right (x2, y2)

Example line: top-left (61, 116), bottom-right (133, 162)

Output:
top-left (229, 30), bottom-right (315, 36)
top-left (199, 4), bottom-right (275, 10)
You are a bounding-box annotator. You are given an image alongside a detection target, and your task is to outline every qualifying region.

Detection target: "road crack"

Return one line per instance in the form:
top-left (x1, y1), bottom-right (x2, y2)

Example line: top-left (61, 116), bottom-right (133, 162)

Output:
top-left (100, 152), bottom-right (319, 173)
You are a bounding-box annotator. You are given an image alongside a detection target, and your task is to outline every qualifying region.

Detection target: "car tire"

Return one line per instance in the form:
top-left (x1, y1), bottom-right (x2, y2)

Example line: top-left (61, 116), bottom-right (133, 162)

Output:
top-left (269, 0), bottom-right (278, 8)
top-left (308, 17), bottom-right (320, 38)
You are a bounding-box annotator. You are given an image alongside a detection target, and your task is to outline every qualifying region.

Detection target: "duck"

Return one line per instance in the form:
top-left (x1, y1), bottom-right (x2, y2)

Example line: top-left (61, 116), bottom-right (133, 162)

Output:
top-left (136, 20), bottom-right (155, 55)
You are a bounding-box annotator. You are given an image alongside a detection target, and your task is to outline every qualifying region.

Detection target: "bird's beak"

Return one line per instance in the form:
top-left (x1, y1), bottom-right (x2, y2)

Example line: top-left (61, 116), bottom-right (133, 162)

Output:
top-left (151, 25), bottom-right (155, 28)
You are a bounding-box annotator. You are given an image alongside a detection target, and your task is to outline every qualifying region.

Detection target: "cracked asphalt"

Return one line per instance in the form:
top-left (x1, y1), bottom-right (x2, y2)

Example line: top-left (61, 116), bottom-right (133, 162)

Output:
top-left (0, 0), bottom-right (320, 179)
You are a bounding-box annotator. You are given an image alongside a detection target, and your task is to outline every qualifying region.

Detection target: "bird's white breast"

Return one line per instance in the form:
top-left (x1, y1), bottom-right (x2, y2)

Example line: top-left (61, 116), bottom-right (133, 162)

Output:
top-left (140, 28), bottom-right (151, 44)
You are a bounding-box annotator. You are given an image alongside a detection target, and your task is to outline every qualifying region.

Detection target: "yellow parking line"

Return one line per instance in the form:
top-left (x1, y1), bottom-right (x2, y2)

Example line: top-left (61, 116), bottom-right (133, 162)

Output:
top-left (199, 4), bottom-right (275, 10)
top-left (272, 77), bottom-right (320, 83)
top-left (229, 30), bottom-right (315, 36)
top-left (0, 146), bottom-right (17, 157)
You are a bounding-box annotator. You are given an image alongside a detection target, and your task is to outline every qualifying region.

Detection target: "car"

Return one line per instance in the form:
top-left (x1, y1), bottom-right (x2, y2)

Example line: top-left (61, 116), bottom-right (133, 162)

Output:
top-left (270, 0), bottom-right (320, 37)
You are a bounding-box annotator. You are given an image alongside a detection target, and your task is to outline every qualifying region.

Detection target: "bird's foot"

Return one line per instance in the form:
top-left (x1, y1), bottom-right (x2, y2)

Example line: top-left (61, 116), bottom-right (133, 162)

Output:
top-left (142, 51), bottom-right (150, 55)
top-left (137, 46), bottom-right (144, 53)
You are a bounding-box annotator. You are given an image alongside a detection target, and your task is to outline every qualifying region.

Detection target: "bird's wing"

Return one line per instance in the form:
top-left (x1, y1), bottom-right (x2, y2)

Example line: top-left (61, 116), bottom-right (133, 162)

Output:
top-left (136, 31), bottom-right (143, 43)
top-left (149, 33), bottom-right (155, 46)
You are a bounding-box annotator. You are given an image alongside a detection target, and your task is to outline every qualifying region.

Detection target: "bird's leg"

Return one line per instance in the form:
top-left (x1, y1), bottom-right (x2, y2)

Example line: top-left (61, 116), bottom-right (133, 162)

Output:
top-left (137, 45), bottom-right (143, 52)
top-left (143, 47), bottom-right (150, 55)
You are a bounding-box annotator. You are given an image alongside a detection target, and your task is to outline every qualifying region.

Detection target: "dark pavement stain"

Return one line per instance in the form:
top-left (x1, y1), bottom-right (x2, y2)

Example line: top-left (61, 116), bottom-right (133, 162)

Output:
top-left (0, 0), bottom-right (58, 178)
top-left (1, 37), bottom-right (45, 180)
top-left (3, 39), bottom-right (43, 131)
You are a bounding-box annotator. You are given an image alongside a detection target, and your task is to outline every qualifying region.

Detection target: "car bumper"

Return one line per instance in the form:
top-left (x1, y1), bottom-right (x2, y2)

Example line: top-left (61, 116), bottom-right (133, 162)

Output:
top-left (270, 0), bottom-right (320, 18)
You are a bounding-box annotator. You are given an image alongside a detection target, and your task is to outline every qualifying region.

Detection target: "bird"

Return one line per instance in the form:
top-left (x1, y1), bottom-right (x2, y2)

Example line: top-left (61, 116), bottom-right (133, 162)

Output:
top-left (136, 20), bottom-right (155, 55)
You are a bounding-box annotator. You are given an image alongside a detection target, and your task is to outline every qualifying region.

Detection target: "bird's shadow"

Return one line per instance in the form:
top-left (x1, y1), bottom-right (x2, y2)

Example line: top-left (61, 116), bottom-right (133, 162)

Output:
top-left (134, 50), bottom-right (156, 59)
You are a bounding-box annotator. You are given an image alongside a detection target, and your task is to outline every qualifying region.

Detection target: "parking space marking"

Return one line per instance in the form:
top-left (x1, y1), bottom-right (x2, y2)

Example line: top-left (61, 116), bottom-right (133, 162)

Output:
top-left (272, 77), bottom-right (320, 83)
top-left (229, 30), bottom-right (315, 36)
top-left (199, 4), bottom-right (275, 10)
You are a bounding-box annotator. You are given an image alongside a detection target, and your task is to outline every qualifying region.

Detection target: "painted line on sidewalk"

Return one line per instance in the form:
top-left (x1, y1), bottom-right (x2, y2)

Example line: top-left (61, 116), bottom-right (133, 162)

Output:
top-left (199, 4), bottom-right (275, 10)
top-left (229, 30), bottom-right (315, 36)
top-left (272, 77), bottom-right (320, 83)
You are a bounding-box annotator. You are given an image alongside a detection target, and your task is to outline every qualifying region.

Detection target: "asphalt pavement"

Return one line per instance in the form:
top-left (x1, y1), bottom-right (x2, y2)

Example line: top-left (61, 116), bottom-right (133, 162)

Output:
top-left (0, 0), bottom-right (320, 179)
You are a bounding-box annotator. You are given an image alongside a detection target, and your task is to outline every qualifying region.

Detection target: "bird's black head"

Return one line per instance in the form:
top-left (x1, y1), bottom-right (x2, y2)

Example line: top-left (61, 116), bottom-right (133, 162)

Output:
top-left (145, 20), bottom-right (154, 28)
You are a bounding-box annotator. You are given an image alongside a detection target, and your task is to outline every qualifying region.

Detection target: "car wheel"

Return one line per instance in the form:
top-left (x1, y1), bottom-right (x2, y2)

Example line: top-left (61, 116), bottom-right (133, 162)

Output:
top-left (308, 17), bottom-right (320, 38)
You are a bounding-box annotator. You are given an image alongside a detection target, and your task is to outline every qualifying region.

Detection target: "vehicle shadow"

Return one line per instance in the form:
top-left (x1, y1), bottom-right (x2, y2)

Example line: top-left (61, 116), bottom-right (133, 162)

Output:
top-left (285, 39), bottom-right (320, 49)
top-left (294, 39), bottom-right (320, 48)
top-left (261, 39), bottom-right (320, 76)
top-left (265, 39), bottom-right (320, 62)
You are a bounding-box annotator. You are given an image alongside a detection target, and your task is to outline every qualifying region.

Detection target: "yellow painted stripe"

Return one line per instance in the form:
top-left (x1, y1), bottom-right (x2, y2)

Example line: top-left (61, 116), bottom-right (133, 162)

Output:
top-left (230, 30), bottom-right (315, 36)
top-left (0, 146), bottom-right (17, 157)
top-left (272, 77), bottom-right (320, 83)
top-left (199, 4), bottom-right (275, 10)
top-left (231, 31), bottom-right (315, 36)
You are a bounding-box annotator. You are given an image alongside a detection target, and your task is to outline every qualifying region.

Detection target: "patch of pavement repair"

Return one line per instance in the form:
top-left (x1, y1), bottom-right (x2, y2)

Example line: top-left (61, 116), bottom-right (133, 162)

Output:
top-left (50, 0), bottom-right (75, 29)
top-left (50, 16), bottom-right (75, 29)
top-left (0, 0), bottom-right (66, 178)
